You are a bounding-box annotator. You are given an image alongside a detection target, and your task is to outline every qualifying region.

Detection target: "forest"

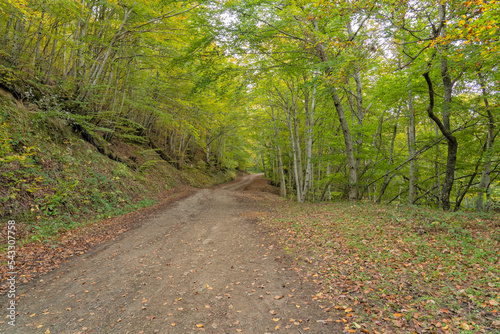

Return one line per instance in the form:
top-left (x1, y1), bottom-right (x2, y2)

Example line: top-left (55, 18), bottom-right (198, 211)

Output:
top-left (239, 0), bottom-right (499, 212)
top-left (0, 1), bottom-right (499, 333)
top-left (0, 0), bottom-right (499, 213)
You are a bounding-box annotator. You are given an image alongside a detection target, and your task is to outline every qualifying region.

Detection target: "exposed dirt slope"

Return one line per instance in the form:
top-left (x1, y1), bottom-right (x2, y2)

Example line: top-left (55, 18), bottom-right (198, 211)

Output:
top-left (1, 175), bottom-right (340, 333)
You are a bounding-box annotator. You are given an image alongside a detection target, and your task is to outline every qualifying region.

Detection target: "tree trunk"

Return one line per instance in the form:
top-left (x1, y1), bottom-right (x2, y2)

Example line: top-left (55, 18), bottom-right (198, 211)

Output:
top-left (440, 57), bottom-right (458, 211)
top-left (423, 68), bottom-right (457, 211)
top-left (421, 3), bottom-right (458, 211)
top-left (476, 69), bottom-right (495, 211)
top-left (287, 103), bottom-right (302, 202)
top-left (300, 82), bottom-right (316, 202)
top-left (271, 107), bottom-right (286, 197)
top-left (407, 81), bottom-right (417, 204)
top-left (376, 109), bottom-right (401, 203)
top-left (311, 20), bottom-right (358, 200)
top-left (332, 87), bottom-right (358, 200)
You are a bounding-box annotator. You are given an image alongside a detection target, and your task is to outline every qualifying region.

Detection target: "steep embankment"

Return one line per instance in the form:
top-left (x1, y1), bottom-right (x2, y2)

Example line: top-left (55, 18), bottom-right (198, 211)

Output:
top-left (0, 85), bottom-right (233, 254)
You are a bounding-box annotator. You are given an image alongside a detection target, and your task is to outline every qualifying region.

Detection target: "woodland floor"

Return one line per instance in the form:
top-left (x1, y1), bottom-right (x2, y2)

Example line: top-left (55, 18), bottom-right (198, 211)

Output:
top-left (0, 174), bottom-right (340, 333)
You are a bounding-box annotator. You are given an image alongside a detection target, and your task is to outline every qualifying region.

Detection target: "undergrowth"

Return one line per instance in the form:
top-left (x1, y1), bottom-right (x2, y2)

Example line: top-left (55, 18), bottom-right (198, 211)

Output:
top-left (0, 91), bottom-right (230, 248)
top-left (260, 198), bottom-right (500, 334)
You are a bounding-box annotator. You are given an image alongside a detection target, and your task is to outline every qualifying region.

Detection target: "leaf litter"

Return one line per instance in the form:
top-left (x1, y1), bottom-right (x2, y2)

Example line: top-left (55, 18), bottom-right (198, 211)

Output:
top-left (258, 197), bottom-right (500, 333)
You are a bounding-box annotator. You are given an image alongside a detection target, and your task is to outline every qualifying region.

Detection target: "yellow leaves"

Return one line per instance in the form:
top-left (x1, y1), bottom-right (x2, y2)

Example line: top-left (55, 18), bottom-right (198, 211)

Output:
top-left (195, 324), bottom-right (204, 328)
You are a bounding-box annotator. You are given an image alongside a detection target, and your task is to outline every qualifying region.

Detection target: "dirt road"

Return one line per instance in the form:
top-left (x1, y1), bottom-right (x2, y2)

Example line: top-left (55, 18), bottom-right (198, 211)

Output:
top-left (1, 175), bottom-right (340, 333)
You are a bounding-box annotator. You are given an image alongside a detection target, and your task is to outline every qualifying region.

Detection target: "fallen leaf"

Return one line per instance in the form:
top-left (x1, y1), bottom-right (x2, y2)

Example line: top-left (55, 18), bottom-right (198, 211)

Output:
top-left (196, 324), bottom-right (204, 328)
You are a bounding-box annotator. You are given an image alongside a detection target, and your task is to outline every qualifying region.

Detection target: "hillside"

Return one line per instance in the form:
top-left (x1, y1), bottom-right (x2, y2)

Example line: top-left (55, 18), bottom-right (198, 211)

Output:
top-left (0, 84), bottom-right (233, 248)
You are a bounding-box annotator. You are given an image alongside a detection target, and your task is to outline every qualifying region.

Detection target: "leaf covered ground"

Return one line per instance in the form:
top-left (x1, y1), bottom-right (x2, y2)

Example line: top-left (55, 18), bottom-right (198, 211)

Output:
top-left (0, 186), bottom-right (195, 293)
top-left (258, 197), bottom-right (500, 333)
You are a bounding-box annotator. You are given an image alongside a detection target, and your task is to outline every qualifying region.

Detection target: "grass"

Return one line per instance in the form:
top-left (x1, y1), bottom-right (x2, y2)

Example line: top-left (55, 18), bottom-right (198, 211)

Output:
top-left (259, 198), bottom-right (500, 333)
